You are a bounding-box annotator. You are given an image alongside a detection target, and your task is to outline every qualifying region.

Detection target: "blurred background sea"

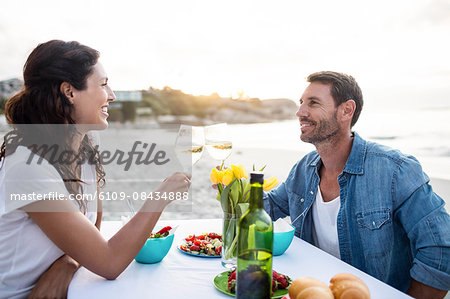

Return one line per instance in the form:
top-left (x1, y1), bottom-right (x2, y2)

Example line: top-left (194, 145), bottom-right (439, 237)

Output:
top-left (230, 106), bottom-right (450, 179)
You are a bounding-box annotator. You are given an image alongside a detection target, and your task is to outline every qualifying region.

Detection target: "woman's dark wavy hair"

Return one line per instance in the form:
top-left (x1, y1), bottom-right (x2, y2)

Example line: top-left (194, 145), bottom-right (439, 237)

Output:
top-left (0, 40), bottom-right (106, 212)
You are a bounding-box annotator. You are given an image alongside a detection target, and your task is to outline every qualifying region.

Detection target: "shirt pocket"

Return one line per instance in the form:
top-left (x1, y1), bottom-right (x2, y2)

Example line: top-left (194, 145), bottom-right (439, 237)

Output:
top-left (356, 209), bottom-right (393, 257)
top-left (356, 209), bottom-right (391, 230)
top-left (356, 209), bottom-right (393, 280)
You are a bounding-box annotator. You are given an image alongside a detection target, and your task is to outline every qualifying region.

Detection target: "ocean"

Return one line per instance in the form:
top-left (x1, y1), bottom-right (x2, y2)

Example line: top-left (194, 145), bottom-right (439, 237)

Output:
top-left (228, 107), bottom-right (450, 180)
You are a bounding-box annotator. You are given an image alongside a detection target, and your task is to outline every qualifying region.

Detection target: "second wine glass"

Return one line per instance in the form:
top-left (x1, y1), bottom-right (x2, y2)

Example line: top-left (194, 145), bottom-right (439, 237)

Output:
top-left (205, 123), bottom-right (232, 165)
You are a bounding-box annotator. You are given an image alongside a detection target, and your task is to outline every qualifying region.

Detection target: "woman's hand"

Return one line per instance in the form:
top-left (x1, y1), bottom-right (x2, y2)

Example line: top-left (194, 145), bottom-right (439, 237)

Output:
top-left (142, 172), bottom-right (191, 212)
top-left (27, 255), bottom-right (79, 299)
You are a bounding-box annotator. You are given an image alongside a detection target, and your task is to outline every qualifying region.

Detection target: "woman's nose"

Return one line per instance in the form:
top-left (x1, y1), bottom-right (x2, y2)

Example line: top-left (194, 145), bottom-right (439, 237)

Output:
top-left (108, 86), bottom-right (116, 102)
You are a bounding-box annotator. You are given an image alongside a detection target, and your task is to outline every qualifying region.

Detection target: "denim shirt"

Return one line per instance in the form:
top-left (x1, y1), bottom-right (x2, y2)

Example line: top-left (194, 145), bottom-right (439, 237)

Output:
top-left (264, 132), bottom-right (450, 292)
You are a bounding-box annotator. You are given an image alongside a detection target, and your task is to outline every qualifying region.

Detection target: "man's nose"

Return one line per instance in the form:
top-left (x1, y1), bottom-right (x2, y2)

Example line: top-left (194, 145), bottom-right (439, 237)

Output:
top-left (296, 103), bottom-right (308, 118)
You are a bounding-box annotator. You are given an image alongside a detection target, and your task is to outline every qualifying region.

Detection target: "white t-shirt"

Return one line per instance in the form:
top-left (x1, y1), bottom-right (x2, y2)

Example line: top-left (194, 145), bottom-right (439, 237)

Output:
top-left (0, 145), bottom-right (98, 299)
top-left (312, 186), bottom-right (341, 259)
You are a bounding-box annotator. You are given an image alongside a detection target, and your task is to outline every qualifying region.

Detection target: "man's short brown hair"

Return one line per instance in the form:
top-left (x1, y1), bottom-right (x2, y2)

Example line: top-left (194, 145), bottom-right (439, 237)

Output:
top-left (307, 71), bottom-right (363, 127)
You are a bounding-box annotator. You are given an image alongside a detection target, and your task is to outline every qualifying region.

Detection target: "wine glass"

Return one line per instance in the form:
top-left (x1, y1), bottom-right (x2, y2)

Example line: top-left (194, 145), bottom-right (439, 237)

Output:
top-left (204, 123), bottom-right (232, 166)
top-left (174, 125), bottom-right (205, 170)
top-left (125, 125), bottom-right (204, 217)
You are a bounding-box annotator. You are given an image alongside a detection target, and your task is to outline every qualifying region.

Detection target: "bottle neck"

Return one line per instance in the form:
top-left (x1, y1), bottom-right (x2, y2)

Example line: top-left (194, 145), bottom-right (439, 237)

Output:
top-left (249, 182), bottom-right (263, 209)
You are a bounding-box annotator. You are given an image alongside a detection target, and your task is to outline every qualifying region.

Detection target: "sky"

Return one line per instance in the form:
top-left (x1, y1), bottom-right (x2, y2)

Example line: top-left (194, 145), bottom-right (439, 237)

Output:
top-left (1, 0), bottom-right (450, 109)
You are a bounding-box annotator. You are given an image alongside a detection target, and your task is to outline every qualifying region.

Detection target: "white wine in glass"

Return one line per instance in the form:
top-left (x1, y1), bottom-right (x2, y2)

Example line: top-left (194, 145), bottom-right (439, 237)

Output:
top-left (205, 123), bottom-right (232, 161)
top-left (174, 125), bottom-right (205, 169)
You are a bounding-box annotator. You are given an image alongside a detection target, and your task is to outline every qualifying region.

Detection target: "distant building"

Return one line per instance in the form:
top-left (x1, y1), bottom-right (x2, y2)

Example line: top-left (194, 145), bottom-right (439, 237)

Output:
top-left (113, 90), bottom-right (142, 102)
top-left (0, 80), bottom-right (144, 103)
top-left (0, 78), bottom-right (23, 99)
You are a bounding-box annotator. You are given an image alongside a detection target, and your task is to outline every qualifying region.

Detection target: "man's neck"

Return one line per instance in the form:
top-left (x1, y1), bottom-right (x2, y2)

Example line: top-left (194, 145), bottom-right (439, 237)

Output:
top-left (316, 131), bottom-right (354, 174)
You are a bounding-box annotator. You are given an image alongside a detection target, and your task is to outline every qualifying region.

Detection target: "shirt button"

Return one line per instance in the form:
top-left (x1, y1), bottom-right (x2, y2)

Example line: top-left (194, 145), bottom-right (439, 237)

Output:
top-left (300, 198), bottom-right (304, 203)
top-left (310, 191), bottom-right (314, 195)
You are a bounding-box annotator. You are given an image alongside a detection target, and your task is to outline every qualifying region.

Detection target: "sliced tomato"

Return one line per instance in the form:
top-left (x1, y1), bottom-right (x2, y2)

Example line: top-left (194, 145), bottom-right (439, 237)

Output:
top-left (189, 245), bottom-right (200, 251)
top-left (208, 233), bottom-right (221, 239)
top-left (156, 226), bottom-right (172, 235)
top-left (185, 235), bottom-right (195, 242)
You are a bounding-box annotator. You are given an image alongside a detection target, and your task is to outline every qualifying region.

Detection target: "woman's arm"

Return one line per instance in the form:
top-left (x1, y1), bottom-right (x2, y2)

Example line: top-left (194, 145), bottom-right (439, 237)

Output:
top-left (25, 172), bottom-right (190, 280)
top-left (27, 187), bottom-right (104, 298)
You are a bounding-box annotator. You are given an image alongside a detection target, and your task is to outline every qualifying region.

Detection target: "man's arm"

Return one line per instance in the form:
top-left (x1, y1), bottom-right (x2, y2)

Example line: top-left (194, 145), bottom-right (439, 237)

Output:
top-left (407, 279), bottom-right (447, 299)
top-left (27, 254), bottom-right (79, 299)
top-left (394, 159), bottom-right (450, 293)
top-left (398, 184), bottom-right (450, 293)
top-left (264, 181), bottom-right (291, 220)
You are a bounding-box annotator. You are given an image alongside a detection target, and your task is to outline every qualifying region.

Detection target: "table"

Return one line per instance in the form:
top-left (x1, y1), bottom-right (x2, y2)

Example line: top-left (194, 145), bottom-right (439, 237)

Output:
top-left (68, 219), bottom-right (411, 298)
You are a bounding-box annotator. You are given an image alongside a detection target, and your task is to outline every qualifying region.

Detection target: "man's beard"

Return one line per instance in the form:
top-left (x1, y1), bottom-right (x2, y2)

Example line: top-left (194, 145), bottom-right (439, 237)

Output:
top-left (300, 111), bottom-right (340, 146)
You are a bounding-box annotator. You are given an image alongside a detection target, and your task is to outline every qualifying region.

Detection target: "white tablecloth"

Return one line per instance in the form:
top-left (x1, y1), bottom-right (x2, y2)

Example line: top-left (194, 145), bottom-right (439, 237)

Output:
top-left (68, 219), bottom-right (411, 298)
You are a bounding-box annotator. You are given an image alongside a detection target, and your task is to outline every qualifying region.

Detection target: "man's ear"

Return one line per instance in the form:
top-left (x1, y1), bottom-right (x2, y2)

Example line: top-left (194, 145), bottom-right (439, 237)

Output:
top-left (60, 82), bottom-right (74, 104)
top-left (341, 100), bottom-right (356, 123)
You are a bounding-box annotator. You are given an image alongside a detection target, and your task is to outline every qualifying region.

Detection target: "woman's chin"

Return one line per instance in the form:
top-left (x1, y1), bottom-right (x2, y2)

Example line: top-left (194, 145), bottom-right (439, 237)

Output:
top-left (98, 121), bottom-right (108, 130)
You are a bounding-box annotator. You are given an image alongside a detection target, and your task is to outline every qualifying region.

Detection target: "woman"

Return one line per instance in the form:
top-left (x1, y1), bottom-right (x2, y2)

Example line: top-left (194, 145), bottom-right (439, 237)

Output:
top-left (0, 40), bottom-right (190, 298)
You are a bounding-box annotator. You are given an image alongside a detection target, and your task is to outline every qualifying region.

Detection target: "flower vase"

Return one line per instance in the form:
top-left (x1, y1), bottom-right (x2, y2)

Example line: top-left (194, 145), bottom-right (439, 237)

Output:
top-left (221, 212), bottom-right (237, 268)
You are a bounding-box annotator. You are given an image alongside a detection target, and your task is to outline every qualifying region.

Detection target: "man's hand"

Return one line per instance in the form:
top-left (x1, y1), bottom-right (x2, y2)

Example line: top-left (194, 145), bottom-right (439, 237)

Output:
top-left (28, 255), bottom-right (79, 299)
top-left (407, 278), bottom-right (447, 299)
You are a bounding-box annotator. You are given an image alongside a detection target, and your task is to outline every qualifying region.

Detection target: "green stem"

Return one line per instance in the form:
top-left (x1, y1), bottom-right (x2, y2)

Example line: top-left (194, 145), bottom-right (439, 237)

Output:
top-left (225, 235), bottom-right (238, 260)
top-left (223, 213), bottom-right (237, 260)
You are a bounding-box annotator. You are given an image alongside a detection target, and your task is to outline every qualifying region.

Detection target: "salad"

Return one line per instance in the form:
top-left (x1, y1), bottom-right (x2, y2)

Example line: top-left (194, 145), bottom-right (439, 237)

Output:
top-left (227, 268), bottom-right (291, 295)
top-left (149, 226), bottom-right (172, 238)
top-left (179, 233), bottom-right (222, 256)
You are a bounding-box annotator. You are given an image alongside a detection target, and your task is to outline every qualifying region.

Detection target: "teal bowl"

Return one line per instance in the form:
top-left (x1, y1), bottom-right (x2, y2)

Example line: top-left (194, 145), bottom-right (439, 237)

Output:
top-left (135, 234), bottom-right (174, 264)
top-left (273, 226), bottom-right (295, 256)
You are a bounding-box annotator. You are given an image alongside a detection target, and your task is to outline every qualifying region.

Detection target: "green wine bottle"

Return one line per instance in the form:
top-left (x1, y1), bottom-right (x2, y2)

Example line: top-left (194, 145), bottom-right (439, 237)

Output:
top-left (236, 172), bottom-right (273, 299)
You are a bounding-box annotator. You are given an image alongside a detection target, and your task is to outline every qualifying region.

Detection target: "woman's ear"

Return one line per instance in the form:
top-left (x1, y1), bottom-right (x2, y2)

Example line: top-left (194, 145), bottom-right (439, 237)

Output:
top-left (60, 82), bottom-right (74, 104)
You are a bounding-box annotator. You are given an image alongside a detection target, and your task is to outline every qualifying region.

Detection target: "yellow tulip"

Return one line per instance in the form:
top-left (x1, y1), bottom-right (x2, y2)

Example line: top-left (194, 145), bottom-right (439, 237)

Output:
top-left (231, 165), bottom-right (240, 178)
top-left (222, 169), bottom-right (234, 185)
top-left (263, 176), bottom-right (278, 191)
top-left (241, 165), bottom-right (248, 179)
top-left (231, 164), bottom-right (248, 180)
top-left (210, 168), bottom-right (223, 185)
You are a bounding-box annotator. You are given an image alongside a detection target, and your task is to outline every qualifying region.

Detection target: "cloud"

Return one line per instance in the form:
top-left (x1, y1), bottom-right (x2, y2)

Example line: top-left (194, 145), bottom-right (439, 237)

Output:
top-left (419, 0), bottom-right (450, 25)
top-left (1, 0), bottom-right (449, 101)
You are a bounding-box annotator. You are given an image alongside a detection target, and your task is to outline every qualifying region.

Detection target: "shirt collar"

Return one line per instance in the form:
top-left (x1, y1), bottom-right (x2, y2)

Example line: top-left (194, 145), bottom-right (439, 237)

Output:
top-left (309, 132), bottom-right (366, 175)
top-left (343, 132), bottom-right (366, 175)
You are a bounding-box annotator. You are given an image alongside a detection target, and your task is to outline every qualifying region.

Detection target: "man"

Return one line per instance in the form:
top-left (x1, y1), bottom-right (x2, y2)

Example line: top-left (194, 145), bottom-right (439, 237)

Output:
top-left (264, 71), bottom-right (450, 298)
